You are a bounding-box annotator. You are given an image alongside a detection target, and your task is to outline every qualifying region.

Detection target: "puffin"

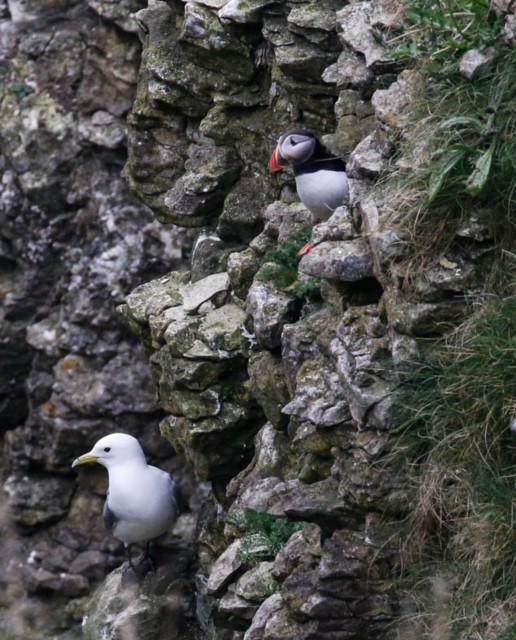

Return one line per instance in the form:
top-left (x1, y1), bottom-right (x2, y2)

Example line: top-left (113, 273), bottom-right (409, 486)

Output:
top-left (269, 130), bottom-right (349, 255)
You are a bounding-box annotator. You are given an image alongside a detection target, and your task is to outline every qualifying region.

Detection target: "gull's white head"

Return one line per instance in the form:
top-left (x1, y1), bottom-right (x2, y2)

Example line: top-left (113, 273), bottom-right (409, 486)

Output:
top-left (72, 433), bottom-right (147, 470)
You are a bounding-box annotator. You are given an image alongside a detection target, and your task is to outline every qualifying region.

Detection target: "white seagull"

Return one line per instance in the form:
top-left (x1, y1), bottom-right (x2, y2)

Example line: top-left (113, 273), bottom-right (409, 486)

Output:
top-left (72, 432), bottom-right (182, 582)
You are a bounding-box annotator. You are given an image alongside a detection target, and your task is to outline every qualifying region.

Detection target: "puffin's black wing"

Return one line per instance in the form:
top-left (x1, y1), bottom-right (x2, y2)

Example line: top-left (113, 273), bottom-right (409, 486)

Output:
top-left (294, 137), bottom-right (346, 175)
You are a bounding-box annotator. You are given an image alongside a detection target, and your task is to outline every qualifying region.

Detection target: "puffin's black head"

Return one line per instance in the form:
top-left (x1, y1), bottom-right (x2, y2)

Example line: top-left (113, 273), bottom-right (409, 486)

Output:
top-left (269, 130), bottom-right (319, 172)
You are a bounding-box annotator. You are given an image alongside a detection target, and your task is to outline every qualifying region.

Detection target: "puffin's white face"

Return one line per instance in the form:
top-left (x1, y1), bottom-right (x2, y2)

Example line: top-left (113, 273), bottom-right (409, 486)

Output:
top-left (278, 131), bottom-right (316, 165)
top-left (72, 433), bottom-right (146, 470)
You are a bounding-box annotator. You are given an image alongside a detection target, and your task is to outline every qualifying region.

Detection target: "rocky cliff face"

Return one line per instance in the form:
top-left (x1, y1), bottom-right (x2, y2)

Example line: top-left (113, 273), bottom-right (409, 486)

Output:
top-left (0, 1), bottom-right (196, 637)
top-left (112, 1), bottom-right (471, 638)
top-left (1, 0), bottom-right (511, 638)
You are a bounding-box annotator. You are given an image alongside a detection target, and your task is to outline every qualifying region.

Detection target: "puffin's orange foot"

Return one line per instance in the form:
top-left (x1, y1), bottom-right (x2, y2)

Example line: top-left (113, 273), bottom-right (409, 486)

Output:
top-left (298, 241), bottom-right (314, 256)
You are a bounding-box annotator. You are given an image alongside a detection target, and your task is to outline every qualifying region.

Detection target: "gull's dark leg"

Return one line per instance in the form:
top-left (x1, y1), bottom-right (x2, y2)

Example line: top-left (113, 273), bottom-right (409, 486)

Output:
top-left (137, 541), bottom-right (156, 573)
top-left (121, 543), bottom-right (144, 588)
top-left (125, 544), bottom-right (137, 573)
top-left (121, 542), bottom-right (156, 587)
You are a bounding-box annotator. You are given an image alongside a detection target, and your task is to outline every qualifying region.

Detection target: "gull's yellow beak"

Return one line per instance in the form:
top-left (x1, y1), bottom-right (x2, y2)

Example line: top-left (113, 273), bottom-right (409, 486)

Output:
top-left (72, 453), bottom-right (98, 469)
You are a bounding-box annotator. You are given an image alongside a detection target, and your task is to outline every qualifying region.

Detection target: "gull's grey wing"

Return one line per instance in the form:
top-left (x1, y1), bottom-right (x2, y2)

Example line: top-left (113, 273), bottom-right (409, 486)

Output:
top-left (103, 493), bottom-right (118, 533)
top-left (169, 475), bottom-right (184, 515)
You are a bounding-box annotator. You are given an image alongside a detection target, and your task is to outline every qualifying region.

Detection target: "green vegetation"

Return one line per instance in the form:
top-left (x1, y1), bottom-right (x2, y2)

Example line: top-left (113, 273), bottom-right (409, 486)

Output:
top-left (258, 228), bottom-right (322, 298)
top-left (397, 296), bottom-right (516, 639)
top-left (382, 2), bottom-right (516, 636)
top-left (228, 509), bottom-right (305, 565)
top-left (8, 83), bottom-right (35, 102)
top-left (495, 625), bottom-right (516, 640)
top-left (389, 0), bottom-right (503, 71)
top-left (382, 48), bottom-right (516, 268)
top-left (381, 0), bottom-right (516, 276)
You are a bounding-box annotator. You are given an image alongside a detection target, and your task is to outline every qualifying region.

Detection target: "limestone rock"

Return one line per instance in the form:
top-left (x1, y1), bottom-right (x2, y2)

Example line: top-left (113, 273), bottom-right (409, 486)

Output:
top-left (359, 193), bottom-right (410, 265)
top-left (81, 545), bottom-right (195, 640)
top-left (123, 272), bottom-right (189, 327)
top-left (87, 0), bottom-right (142, 32)
top-left (504, 14), bottom-right (516, 44)
top-left (246, 281), bottom-right (300, 350)
top-left (281, 306), bottom-right (340, 393)
top-left (161, 145), bottom-right (241, 227)
top-left (7, 0), bottom-right (82, 23)
top-left (322, 50), bottom-right (375, 90)
top-left (180, 272), bottom-right (231, 314)
top-left (347, 130), bottom-right (396, 179)
top-left (23, 567), bottom-right (89, 597)
top-left (384, 292), bottom-right (470, 336)
top-left (298, 239), bottom-right (373, 282)
top-left (197, 303), bottom-right (247, 356)
top-left (0, 4), bottom-right (190, 633)
top-left (229, 477), bottom-right (351, 525)
top-left (217, 176), bottom-right (267, 243)
top-left (282, 359), bottom-right (351, 428)
top-left (309, 205), bottom-right (358, 246)
top-left (180, 2), bottom-right (255, 84)
top-left (459, 47), bottom-right (497, 79)
top-left (219, 0), bottom-right (278, 24)
top-left (243, 593), bottom-right (282, 640)
top-left (234, 561), bottom-right (276, 602)
top-left (227, 423), bottom-right (293, 499)
top-left (217, 590), bottom-right (259, 621)
top-left (51, 352), bottom-right (158, 416)
top-left (274, 41), bottom-right (338, 84)
top-left (288, 4), bottom-right (336, 33)
top-left (248, 351), bottom-right (290, 428)
top-left (5, 474), bottom-right (76, 529)
top-left (160, 399), bottom-right (263, 483)
top-left (332, 307), bottom-right (395, 429)
top-left (260, 606), bottom-right (317, 639)
top-left (227, 248), bottom-right (263, 300)
top-left (190, 233), bottom-right (228, 283)
top-left (78, 111), bottom-right (127, 149)
top-left (273, 524), bottom-right (322, 582)
top-left (371, 70), bottom-right (424, 128)
top-left (337, 0), bottom-right (398, 70)
top-left (207, 539), bottom-right (246, 595)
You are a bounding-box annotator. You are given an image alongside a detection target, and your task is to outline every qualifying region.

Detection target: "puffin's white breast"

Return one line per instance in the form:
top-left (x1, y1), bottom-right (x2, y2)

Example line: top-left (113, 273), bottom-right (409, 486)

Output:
top-left (295, 169), bottom-right (349, 221)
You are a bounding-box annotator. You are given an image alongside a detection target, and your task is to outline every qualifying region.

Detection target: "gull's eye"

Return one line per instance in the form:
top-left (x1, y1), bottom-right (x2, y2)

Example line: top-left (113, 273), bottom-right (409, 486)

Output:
top-left (104, 447), bottom-right (111, 453)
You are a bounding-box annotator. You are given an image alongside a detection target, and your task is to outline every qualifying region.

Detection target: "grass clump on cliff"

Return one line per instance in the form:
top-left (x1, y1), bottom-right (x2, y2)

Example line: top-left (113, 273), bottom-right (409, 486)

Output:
top-left (257, 227), bottom-right (321, 298)
top-left (380, 0), bottom-right (516, 288)
top-left (388, 0), bottom-right (503, 73)
top-left (397, 296), bottom-right (516, 639)
top-left (383, 47), bottom-right (516, 269)
top-left (380, 2), bottom-right (516, 635)
top-left (227, 509), bottom-right (305, 565)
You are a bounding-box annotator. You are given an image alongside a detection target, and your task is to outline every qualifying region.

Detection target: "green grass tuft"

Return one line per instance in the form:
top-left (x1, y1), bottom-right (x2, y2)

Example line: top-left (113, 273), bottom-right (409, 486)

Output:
top-left (388, 0), bottom-right (503, 74)
top-left (227, 509), bottom-right (306, 565)
top-left (397, 296), bottom-right (516, 639)
top-left (383, 3), bottom-right (516, 635)
top-left (495, 624), bottom-right (516, 640)
top-left (258, 227), bottom-right (322, 298)
top-left (263, 227), bottom-right (312, 268)
top-left (378, 47), bottom-right (516, 291)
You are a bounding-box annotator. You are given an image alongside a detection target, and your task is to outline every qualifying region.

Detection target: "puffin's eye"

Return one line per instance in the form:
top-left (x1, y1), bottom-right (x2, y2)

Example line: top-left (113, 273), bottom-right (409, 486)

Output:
top-left (104, 447), bottom-right (111, 453)
top-left (290, 137), bottom-right (298, 146)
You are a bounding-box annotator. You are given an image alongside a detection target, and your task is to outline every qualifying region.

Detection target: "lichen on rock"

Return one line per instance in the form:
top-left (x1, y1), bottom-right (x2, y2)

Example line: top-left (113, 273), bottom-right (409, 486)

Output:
top-left (2, 0), bottom-right (512, 637)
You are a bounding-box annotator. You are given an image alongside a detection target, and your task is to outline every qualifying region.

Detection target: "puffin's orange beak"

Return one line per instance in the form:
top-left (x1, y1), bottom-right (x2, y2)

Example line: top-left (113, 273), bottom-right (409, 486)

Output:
top-left (269, 147), bottom-right (284, 173)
